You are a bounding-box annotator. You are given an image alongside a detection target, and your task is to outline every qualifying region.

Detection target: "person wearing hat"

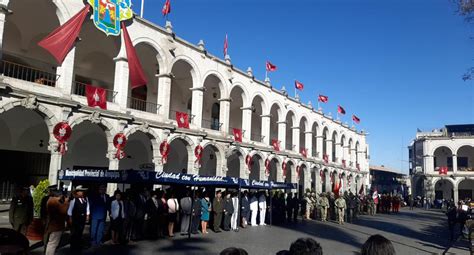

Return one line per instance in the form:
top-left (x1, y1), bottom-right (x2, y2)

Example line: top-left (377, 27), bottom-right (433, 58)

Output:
top-left (67, 185), bottom-right (89, 252)
top-left (45, 189), bottom-right (69, 255)
top-left (9, 186), bottom-right (33, 235)
top-left (319, 193), bottom-right (329, 222)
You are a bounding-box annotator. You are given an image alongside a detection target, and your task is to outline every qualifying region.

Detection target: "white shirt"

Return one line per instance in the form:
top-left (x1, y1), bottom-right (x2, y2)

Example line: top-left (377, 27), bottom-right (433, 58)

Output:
top-left (250, 196), bottom-right (258, 211)
top-left (67, 197), bottom-right (90, 217)
top-left (167, 198), bottom-right (179, 213)
top-left (258, 195), bottom-right (266, 209)
top-left (110, 200), bottom-right (125, 219)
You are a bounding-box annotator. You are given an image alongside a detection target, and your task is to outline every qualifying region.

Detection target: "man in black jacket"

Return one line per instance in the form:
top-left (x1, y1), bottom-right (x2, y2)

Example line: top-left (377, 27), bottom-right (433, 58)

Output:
top-left (241, 191), bottom-right (250, 228)
top-left (180, 191), bottom-right (192, 235)
top-left (67, 186), bottom-right (89, 253)
top-left (223, 192), bottom-right (234, 231)
top-left (132, 189), bottom-right (148, 241)
top-left (446, 202), bottom-right (457, 242)
top-left (191, 192), bottom-right (202, 234)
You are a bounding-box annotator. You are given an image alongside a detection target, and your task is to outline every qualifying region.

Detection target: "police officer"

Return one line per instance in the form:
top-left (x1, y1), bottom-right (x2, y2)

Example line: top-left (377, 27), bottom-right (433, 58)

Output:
top-left (319, 193), bottom-right (329, 222)
top-left (9, 186), bottom-right (33, 235)
top-left (335, 194), bottom-right (347, 225)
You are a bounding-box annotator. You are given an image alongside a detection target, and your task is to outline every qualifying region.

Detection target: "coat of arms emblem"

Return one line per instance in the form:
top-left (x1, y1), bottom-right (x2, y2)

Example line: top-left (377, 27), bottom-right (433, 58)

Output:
top-left (88, 0), bottom-right (133, 36)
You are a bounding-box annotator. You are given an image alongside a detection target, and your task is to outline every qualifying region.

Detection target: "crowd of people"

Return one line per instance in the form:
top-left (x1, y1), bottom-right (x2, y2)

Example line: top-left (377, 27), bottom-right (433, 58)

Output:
top-left (6, 183), bottom-right (416, 254)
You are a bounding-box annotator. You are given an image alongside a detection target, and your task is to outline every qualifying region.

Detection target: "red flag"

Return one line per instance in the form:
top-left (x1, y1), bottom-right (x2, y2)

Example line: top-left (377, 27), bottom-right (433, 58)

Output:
top-left (271, 139), bottom-right (280, 151)
top-left (85, 85), bottom-right (107, 110)
top-left (359, 184), bottom-right (364, 195)
top-left (337, 105), bottom-right (346, 115)
top-left (162, 0), bottom-right (171, 16)
top-left (333, 179), bottom-right (341, 194)
top-left (122, 22), bottom-right (148, 89)
top-left (295, 80), bottom-right (304, 91)
top-left (232, 128), bottom-right (242, 142)
top-left (300, 148), bottom-right (307, 158)
top-left (439, 166), bottom-right (448, 175)
top-left (323, 154), bottom-right (329, 164)
top-left (176, 112), bottom-right (190, 129)
top-left (352, 115), bottom-right (360, 124)
top-left (223, 34), bottom-right (228, 57)
top-left (318, 95), bottom-right (328, 103)
top-left (38, 5), bottom-right (90, 64)
top-left (266, 61), bottom-right (277, 72)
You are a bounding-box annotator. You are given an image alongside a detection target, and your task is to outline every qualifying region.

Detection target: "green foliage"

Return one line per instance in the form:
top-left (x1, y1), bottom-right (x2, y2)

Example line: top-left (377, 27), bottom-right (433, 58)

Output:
top-left (32, 179), bottom-right (49, 218)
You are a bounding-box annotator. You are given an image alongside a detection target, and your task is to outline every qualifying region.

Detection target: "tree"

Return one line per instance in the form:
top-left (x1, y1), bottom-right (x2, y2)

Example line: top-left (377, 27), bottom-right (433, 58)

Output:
top-left (455, 0), bottom-right (474, 80)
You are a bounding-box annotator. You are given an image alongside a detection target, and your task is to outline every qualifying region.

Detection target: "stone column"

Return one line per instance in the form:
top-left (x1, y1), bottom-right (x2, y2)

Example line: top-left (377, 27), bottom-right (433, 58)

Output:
top-left (316, 136), bottom-right (324, 159)
top-left (277, 121), bottom-right (286, 150)
top-left (305, 131), bottom-right (313, 158)
top-left (190, 87), bottom-right (204, 127)
top-left (107, 154), bottom-right (119, 195)
top-left (452, 154), bottom-right (457, 173)
top-left (157, 74), bottom-right (172, 118)
top-left (113, 56), bottom-right (129, 109)
top-left (0, 3), bottom-right (10, 61)
top-left (241, 107), bottom-right (252, 140)
top-left (219, 98), bottom-right (231, 133)
top-left (326, 139), bottom-right (333, 162)
top-left (424, 155), bottom-right (434, 174)
top-left (261, 114), bottom-right (271, 144)
top-left (292, 127), bottom-right (300, 153)
top-left (334, 142), bottom-right (342, 164)
top-left (453, 186), bottom-right (459, 205)
top-left (325, 172), bottom-right (332, 193)
top-left (56, 48), bottom-right (76, 95)
top-left (47, 142), bottom-right (62, 185)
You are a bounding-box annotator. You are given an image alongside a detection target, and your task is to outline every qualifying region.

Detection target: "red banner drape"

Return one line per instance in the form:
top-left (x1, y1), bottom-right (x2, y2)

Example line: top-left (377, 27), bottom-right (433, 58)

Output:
top-left (122, 22), bottom-right (148, 89)
top-left (38, 5), bottom-right (90, 64)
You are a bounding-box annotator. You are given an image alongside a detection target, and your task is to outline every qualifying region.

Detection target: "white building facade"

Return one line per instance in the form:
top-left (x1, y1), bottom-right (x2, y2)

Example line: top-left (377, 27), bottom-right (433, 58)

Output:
top-left (0, 0), bottom-right (369, 196)
top-left (409, 125), bottom-right (474, 204)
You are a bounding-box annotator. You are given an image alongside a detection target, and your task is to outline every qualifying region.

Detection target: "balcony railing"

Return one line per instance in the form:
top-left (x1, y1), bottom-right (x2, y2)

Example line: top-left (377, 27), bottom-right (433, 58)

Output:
top-left (128, 97), bottom-right (160, 114)
top-left (202, 118), bottom-right (222, 131)
top-left (458, 167), bottom-right (474, 172)
top-left (73, 81), bottom-right (117, 103)
top-left (251, 133), bottom-right (265, 143)
top-left (1, 60), bottom-right (59, 87)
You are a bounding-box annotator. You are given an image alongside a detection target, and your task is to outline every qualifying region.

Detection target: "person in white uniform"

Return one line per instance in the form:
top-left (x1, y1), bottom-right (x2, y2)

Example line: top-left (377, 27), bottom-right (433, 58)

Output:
top-left (231, 192), bottom-right (239, 231)
top-left (258, 192), bottom-right (267, 226)
top-left (249, 193), bottom-right (258, 226)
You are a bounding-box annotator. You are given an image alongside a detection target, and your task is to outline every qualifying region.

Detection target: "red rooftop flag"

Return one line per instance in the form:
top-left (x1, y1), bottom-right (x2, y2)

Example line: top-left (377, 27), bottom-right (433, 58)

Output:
top-left (162, 0), bottom-right (171, 16)
top-left (337, 105), bottom-right (346, 115)
top-left (318, 95), bottom-right (328, 103)
top-left (266, 61), bottom-right (277, 72)
top-left (233, 128), bottom-right (242, 142)
top-left (352, 115), bottom-right (360, 124)
top-left (122, 22), bottom-right (148, 89)
top-left (223, 34), bottom-right (228, 57)
top-left (38, 5), bottom-right (90, 64)
top-left (176, 112), bottom-right (190, 129)
top-left (85, 85), bottom-right (107, 110)
top-left (295, 80), bottom-right (304, 91)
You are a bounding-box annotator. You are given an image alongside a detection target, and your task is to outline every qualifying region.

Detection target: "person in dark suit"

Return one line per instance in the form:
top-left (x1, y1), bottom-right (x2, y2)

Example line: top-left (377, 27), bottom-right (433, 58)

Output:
top-left (145, 191), bottom-right (160, 239)
top-left (191, 192), bottom-right (202, 234)
top-left (67, 186), bottom-right (89, 253)
top-left (132, 189), bottom-right (148, 241)
top-left (180, 191), bottom-right (192, 235)
top-left (89, 184), bottom-right (110, 246)
top-left (223, 192), bottom-right (234, 231)
top-left (9, 186), bottom-right (33, 235)
top-left (213, 191), bottom-right (224, 232)
top-left (286, 193), bottom-right (293, 222)
top-left (241, 191), bottom-right (250, 228)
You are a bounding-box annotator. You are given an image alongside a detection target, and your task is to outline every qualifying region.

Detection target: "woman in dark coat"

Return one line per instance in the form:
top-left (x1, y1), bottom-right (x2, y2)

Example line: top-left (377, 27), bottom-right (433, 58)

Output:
top-left (223, 192), bottom-right (234, 231)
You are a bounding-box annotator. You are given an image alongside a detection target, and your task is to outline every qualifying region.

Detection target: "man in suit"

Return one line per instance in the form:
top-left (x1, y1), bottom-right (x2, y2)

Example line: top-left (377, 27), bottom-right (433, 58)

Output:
top-left (190, 192), bottom-right (202, 234)
top-left (9, 186), bottom-right (33, 235)
top-left (132, 189), bottom-right (148, 241)
top-left (67, 186), bottom-right (89, 253)
top-left (89, 185), bottom-right (110, 246)
top-left (180, 191), bottom-right (192, 235)
top-left (213, 190), bottom-right (224, 232)
top-left (241, 191), bottom-right (250, 228)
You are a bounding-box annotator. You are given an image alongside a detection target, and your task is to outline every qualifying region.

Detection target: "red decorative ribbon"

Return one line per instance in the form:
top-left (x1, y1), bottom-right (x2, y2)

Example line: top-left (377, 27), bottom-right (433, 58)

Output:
top-left (113, 133), bottom-right (127, 160)
top-left (320, 170), bottom-right (324, 179)
top-left (194, 145), bottom-right (203, 164)
top-left (282, 161), bottom-right (287, 178)
top-left (53, 122), bottom-right (72, 155)
top-left (265, 159), bottom-right (270, 176)
top-left (245, 155), bottom-right (252, 171)
top-left (160, 140), bottom-right (170, 164)
top-left (296, 165), bottom-right (301, 179)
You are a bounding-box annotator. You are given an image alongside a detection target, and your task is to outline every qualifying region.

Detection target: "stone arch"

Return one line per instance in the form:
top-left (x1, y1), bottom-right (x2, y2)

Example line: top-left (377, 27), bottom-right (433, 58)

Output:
top-left (331, 130), bottom-right (339, 162)
top-left (202, 71), bottom-right (229, 97)
top-left (201, 73), bottom-right (226, 130)
top-left (169, 58), bottom-right (199, 120)
top-left (228, 84), bottom-right (247, 133)
top-left (285, 110), bottom-right (297, 150)
top-left (0, 100), bottom-right (59, 135)
top-left (250, 94), bottom-right (266, 142)
top-left (432, 177), bottom-right (455, 201)
top-left (170, 56), bottom-right (201, 88)
top-left (199, 142), bottom-right (224, 176)
top-left (226, 146), bottom-right (245, 178)
top-left (267, 155), bottom-right (281, 182)
top-left (457, 178), bottom-right (474, 201)
top-left (269, 102), bottom-right (283, 146)
top-left (433, 146), bottom-right (454, 172)
top-left (164, 135), bottom-right (195, 174)
top-left (123, 125), bottom-right (160, 166)
top-left (69, 114), bottom-right (115, 146)
top-left (310, 121), bottom-right (320, 158)
top-left (456, 145), bottom-right (474, 171)
top-left (132, 37), bottom-right (167, 75)
top-left (249, 152), bottom-right (264, 181)
top-left (299, 116), bottom-right (309, 153)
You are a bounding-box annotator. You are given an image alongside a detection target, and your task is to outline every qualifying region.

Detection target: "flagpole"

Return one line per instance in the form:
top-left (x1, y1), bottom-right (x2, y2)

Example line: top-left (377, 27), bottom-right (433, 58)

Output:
top-left (265, 70), bottom-right (268, 81)
top-left (140, 0), bottom-right (145, 18)
top-left (317, 101), bottom-right (320, 111)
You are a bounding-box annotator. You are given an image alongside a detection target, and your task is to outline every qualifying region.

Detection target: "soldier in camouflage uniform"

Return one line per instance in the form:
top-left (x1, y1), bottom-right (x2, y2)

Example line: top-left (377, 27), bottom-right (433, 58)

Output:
top-left (335, 194), bottom-right (347, 225)
top-left (319, 193), bottom-right (329, 222)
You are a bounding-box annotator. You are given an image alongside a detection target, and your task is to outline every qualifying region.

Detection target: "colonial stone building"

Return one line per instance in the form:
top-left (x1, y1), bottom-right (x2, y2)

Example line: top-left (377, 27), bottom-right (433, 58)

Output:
top-left (409, 125), bottom-right (474, 204)
top-left (0, 0), bottom-right (369, 196)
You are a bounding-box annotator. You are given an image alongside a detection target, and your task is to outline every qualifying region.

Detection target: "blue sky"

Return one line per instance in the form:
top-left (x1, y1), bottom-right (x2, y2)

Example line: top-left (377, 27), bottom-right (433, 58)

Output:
top-left (132, 0), bottom-right (474, 174)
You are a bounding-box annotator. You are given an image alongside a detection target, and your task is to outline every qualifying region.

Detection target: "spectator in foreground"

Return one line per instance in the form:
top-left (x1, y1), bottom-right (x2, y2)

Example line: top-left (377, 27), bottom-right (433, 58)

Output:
top-left (287, 238), bottom-right (323, 255)
top-left (220, 247), bottom-right (248, 255)
top-left (361, 234), bottom-right (396, 255)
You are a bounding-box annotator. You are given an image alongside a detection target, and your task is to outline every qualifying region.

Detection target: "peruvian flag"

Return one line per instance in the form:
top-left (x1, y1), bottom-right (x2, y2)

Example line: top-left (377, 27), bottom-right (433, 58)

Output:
top-left (223, 34), bottom-right (228, 57)
top-left (162, 0), bottom-right (171, 16)
top-left (271, 139), bottom-right (280, 151)
top-left (295, 80), bottom-right (304, 91)
top-left (373, 189), bottom-right (379, 204)
top-left (176, 112), bottom-right (189, 129)
top-left (266, 61), bottom-right (277, 72)
top-left (333, 179), bottom-right (341, 194)
top-left (38, 5), bottom-right (90, 64)
top-left (337, 105), bottom-right (346, 115)
top-left (85, 85), bottom-right (107, 110)
top-left (318, 94), bottom-right (328, 103)
top-left (300, 148), bottom-right (307, 158)
top-left (439, 166), bottom-right (448, 175)
top-left (233, 128), bottom-right (242, 142)
top-left (352, 115), bottom-right (360, 124)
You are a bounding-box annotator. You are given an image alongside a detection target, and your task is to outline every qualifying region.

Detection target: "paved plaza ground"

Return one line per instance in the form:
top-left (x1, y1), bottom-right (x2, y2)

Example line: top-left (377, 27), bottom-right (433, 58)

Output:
top-left (1, 207), bottom-right (470, 254)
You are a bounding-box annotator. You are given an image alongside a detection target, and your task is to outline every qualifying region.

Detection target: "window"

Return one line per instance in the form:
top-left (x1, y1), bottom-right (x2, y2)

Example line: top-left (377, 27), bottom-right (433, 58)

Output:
top-left (458, 157), bottom-right (468, 168)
